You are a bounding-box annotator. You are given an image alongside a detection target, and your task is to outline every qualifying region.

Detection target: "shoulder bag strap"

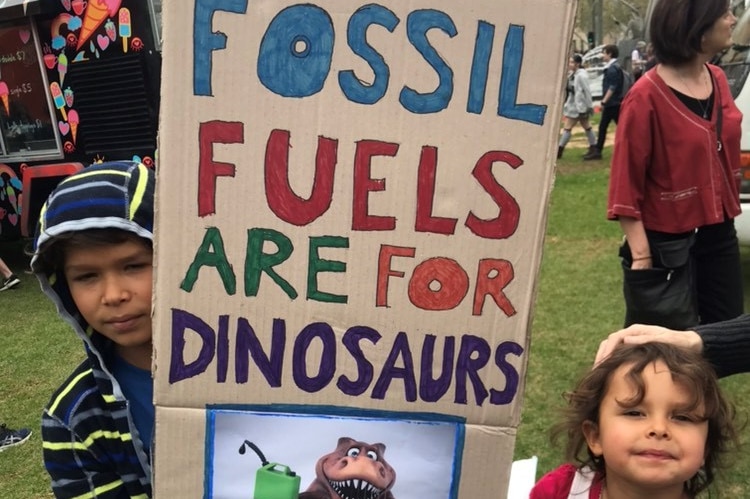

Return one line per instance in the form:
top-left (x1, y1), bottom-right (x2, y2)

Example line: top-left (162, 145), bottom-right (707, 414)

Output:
top-left (714, 69), bottom-right (723, 152)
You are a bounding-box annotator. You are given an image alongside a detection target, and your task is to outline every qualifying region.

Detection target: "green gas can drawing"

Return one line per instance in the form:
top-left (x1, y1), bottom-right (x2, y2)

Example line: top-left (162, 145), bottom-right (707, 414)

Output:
top-left (239, 440), bottom-right (301, 499)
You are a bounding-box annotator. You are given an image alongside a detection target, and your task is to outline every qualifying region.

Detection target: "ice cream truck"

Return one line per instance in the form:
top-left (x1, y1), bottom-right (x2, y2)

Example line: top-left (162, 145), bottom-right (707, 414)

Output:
top-left (0, 0), bottom-right (161, 240)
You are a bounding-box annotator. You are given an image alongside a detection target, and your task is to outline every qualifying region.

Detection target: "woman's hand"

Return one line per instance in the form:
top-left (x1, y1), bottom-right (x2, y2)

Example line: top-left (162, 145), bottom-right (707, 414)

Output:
top-left (630, 255), bottom-right (652, 270)
top-left (595, 324), bottom-right (703, 365)
top-left (630, 257), bottom-right (653, 270)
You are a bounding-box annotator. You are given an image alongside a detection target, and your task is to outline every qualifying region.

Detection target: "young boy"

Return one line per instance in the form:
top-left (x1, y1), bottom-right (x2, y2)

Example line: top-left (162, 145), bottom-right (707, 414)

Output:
top-left (32, 161), bottom-right (154, 498)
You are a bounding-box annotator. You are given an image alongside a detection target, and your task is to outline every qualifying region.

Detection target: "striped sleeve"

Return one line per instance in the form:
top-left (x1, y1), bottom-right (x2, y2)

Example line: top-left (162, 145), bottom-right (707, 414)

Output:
top-left (42, 364), bottom-right (148, 498)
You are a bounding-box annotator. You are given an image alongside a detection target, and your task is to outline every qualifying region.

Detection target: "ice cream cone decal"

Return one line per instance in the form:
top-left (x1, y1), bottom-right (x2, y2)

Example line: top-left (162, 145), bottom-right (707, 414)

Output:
top-left (76, 0), bottom-right (122, 50)
top-left (0, 81), bottom-right (8, 115)
top-left (119, 8), bottom-right (130, 52)
top-left (50, 82), bottom-right (67, 121)
top-left (68, 109), bottom-right (79, 144)
top-left (57, 53), bottom-right (68, 85)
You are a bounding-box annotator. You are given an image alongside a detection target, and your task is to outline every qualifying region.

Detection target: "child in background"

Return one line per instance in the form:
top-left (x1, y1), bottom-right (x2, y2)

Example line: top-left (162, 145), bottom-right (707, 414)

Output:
top-left (0, 422), bottom-right (31, 451)
top-left (0, 255), bottom-right (20, 290)
top-left (32, 161), bottom-right (154, 498)
top-left (530, 343), bottom-right (737, 499)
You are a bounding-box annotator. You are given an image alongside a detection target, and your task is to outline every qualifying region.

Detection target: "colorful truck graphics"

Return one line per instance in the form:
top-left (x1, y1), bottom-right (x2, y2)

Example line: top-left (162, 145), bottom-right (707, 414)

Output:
top-left (0, 0), bottom-right (161, 239)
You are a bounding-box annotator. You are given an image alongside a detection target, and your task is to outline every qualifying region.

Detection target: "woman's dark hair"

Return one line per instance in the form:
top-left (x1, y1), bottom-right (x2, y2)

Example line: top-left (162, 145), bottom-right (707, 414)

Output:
top-left (33, 228), bottom-right (152, 276)
top-left (572, 54), bottom-right (583, 65)
top-left (650, 0), bottom-right (729, 65)
top-left (551, 342), bottom-right (739, 496)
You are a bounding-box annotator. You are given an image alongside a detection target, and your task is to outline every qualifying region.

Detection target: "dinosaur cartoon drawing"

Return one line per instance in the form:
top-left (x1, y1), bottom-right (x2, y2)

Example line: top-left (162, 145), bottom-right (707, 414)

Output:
top-left (299, 437), bottom-right (397, 499)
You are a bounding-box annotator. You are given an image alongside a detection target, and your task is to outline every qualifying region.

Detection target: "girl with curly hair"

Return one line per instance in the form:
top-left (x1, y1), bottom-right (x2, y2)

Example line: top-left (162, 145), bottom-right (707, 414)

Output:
top-left (530, 343), bottom-right (738, 498)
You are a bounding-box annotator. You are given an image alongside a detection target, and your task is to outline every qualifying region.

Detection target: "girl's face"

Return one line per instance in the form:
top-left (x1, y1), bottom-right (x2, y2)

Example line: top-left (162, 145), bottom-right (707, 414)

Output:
top-left (582, 360), bottom-right (708, 496)
top-left (568, 58), bottom-right (576, 71)
top-left (702, 7), bottom-right (737, 55)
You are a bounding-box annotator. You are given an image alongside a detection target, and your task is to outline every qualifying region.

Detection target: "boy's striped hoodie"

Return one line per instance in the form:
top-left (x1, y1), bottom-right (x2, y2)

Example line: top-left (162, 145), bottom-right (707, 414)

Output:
top-left (31, 161), bottom-right (154, 498)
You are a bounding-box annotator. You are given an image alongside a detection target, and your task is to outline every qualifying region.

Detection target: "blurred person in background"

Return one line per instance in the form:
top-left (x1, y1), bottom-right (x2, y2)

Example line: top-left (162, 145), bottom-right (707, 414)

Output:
top-left (557, 53), bottom-right (597, 160)
top-left (0, 255), bottom-right (20, 291)
top-left (631, 40), bottom-right (647, 80)
top-left (583, 45), bottom-right (624, 160)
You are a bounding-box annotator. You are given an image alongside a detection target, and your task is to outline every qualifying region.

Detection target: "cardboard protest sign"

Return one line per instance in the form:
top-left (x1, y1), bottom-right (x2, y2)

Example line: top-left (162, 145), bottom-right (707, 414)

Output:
top-left (153, 1), bottom-right (575, 497)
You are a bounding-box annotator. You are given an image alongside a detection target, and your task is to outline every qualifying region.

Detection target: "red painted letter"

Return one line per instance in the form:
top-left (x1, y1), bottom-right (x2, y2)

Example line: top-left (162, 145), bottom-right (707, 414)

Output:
top-left (352, 140), bottom-right (399, 231)
top-left (265, 129), bottom-right (338, 226)
top-left (472, 258), bottom-right (516, 316)
top-left (408, 257), bottom-right (469, 311)
top-left (376, 245), bottom-right (415, 307)
top-left (465, 151), bottom-right (522, 239)
top-left (198, 121), bottom-right (244, 217)
top-left (415, 145), bottom-right (457, 235)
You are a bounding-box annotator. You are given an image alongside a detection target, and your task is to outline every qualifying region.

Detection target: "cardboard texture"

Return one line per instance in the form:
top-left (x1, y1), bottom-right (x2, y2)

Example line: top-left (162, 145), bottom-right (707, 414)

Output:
top-left (154, 1), bottom-right (576, 497)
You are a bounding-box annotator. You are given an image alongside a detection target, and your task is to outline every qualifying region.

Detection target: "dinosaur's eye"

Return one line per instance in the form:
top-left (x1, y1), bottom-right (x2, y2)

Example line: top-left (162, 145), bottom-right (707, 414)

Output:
top-left (366, 450), bottom-right (378, 461)
top-left (347, 447), bottom-right (360, 458)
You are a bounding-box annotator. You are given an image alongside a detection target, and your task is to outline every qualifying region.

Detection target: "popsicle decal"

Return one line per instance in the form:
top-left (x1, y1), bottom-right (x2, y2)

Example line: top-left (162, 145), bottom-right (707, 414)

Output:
top-left (119, 8), bottom-right (130, 52)
top-left (50, 82), bottom-right (67, 121)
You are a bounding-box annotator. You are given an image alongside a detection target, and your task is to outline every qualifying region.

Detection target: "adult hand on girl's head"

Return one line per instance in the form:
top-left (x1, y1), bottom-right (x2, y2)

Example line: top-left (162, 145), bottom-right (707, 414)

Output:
top-left (595, 324), bottom-right (703, 365)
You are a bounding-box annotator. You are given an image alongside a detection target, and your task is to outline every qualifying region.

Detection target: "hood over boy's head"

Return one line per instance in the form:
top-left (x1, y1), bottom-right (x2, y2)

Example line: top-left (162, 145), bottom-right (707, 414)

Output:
top-left (32, 160), bottom-right (154, 261)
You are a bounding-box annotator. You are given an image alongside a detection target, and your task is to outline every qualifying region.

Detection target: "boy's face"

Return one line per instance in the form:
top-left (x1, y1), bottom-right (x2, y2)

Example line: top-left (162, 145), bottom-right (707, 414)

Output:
top-left (582, 361), bottom-right (708, 494)
top-left (64, 238), bottom-right (153, 367)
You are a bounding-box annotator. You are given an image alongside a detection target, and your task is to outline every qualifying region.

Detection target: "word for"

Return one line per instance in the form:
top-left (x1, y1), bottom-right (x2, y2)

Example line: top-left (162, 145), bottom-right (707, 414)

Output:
top-left (169, 310), bottom-right (524, 407)
top-left (193, 1), bottom-right (546, 124)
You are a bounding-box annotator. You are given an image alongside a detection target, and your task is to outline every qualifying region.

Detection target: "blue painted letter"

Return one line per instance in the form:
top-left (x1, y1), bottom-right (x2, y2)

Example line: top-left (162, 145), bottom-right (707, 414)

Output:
top-left (466, 21), bottom-right (494, 114)
top-left (497, 25), bottom-right (546, 125)
top-left (258, 5), bottom-right (334, 97)
top-left (193, 0), bottom-right (248, 96)
top-left (339, 4), bottom-right (399, 105)
top-left (399, 10), bottom-right (457, 114)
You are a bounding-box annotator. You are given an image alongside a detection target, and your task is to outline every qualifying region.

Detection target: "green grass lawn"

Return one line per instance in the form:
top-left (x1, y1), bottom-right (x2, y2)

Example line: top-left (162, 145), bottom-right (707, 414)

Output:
top-left (1, 143), bottom-right (749, 497)
top-left (0, 239), bottom-right (83, 499)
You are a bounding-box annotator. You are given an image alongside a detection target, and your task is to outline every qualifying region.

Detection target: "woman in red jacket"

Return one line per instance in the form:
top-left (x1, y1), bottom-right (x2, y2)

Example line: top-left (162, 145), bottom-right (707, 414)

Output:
top-left (607, 0), bottom-right (743, 328)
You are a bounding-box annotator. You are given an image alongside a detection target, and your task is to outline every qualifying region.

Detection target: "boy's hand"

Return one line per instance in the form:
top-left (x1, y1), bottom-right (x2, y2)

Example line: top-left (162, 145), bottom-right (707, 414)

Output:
top-left (595, 324), bottom-right (703, 365)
